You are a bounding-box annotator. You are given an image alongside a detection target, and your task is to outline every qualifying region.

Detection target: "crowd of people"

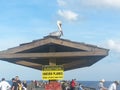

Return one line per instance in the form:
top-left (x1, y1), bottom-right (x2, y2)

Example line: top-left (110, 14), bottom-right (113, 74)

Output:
top-left (61, 79), bottom-right (87, 90)
top-left (61, 79), bottom-right (120, 90)
top-left (0, 76), bottom-right (27, 90)
top-left (0, 77), bottom-right (119, 90)
top-left (98, 79), bottom-right (120, 90)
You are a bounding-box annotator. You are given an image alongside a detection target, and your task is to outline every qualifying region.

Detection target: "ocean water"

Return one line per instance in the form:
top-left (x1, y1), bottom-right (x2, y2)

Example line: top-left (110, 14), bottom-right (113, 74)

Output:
top-left (8, 80), bottom-right (120, 90)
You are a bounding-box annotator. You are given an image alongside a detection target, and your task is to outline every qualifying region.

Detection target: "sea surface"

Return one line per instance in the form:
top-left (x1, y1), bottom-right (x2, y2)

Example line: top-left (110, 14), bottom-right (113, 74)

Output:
top-left (8, 80), bottom-right (120, 90)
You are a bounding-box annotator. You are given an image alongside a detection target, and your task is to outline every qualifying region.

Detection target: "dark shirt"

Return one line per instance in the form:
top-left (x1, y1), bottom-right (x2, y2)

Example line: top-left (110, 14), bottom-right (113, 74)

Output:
top-left (11, 82), bottom-right (18, 90)
top-left (23, 83), bottom-right (27, 88)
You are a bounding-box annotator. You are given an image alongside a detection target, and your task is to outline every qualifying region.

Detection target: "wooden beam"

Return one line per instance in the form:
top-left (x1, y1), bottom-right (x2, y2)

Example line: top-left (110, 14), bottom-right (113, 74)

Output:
top-left (15, 61), bottom-right (42, 69)
top-left (0, 38), bottom-right (51, 53)
top-left (0, 51), bottom-right (108, 59)
top-left (62, 59), bottom-right (98, 71)
top-left (49, 38), bottom-right (102, 51)
top-left (63, 60), bottom-right (86, 66)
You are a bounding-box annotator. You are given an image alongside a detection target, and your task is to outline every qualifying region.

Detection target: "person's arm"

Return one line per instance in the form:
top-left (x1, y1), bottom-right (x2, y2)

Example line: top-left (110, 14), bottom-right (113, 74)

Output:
top-left (11, 86), bottom-right (15, 90)
top-left (7, 82), bottom-right (11, 89)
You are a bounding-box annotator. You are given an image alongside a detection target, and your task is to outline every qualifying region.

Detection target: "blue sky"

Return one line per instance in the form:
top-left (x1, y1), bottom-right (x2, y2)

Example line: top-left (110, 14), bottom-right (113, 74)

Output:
top-left (0, 0), bottom-right (120, 81)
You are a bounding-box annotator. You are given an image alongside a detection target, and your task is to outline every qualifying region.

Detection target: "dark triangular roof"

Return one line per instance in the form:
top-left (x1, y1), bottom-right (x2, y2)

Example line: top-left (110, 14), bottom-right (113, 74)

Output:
top-left (0, 36), bottom-right (109, 71)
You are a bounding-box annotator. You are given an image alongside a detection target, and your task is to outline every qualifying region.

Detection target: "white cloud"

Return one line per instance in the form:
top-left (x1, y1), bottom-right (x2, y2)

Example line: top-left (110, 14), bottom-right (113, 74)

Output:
top-left (81, 0), bottom-right (120, 8)
top-left (106, 39), bottom-right (120, 52)
top-left (57, 0), bottom-right (66, 6)
top-left (58, 9), bottom-right (78, 21)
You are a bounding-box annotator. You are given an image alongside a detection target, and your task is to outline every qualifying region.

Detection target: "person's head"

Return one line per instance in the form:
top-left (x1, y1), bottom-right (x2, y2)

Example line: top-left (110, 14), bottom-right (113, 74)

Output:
top-left (114, 81), bottom-right (120, 85)
top-left (1, 78), bottom-right (5, 81)
top-left (23, 80), bottom-right (26, 84)
top-left (74, 79), bottom-right (76, 81)
top-left (12, 78), bottom-right (16, 82)
top-left (100, 79), bottom-right (105, 83)
top-left (15, 76), bottom-right (19, 80)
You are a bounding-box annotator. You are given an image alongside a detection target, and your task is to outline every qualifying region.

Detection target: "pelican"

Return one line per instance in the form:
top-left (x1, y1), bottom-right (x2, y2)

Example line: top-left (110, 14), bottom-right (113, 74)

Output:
top-left (49, 20), bottom-right (63, 38)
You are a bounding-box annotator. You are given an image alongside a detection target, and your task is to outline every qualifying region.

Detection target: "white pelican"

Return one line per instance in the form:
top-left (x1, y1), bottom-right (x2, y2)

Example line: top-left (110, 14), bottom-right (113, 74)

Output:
top-left (49, 20), bottom-right (63, 38)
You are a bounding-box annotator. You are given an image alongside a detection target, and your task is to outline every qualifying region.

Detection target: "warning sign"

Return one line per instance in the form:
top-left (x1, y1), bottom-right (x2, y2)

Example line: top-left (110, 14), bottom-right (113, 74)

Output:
top-left (42, 65), bottom-right (64, 80)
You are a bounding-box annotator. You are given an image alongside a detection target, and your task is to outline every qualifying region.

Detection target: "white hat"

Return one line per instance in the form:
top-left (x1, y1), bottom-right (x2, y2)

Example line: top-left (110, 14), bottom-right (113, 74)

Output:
top-left (100, 79), bottom-right (105, 82)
